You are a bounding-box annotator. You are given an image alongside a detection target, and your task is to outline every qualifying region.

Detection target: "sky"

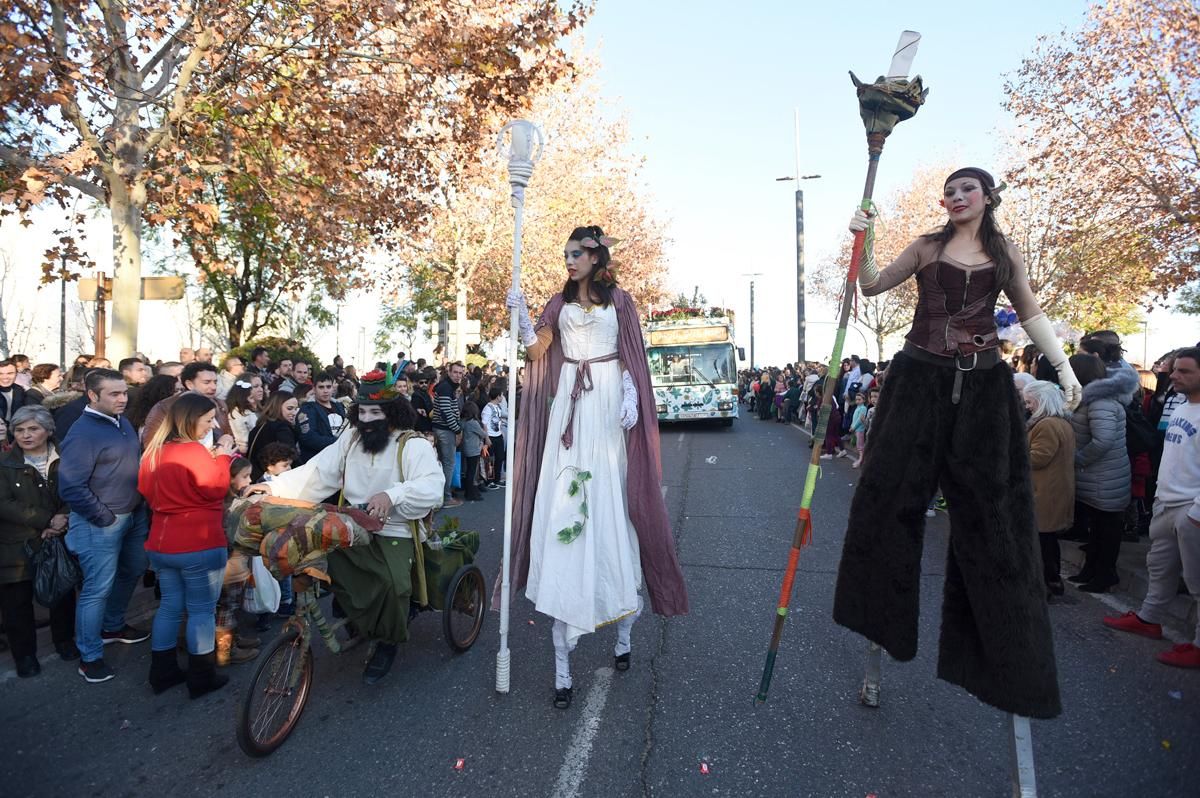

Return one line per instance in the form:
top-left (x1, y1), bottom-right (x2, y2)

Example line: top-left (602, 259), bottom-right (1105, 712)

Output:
top-left (576, 0), bottom-right (1196, 366)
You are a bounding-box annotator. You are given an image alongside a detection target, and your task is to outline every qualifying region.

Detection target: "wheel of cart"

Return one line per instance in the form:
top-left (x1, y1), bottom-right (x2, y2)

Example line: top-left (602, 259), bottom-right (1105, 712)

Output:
top-left (443, 563), bottom-right (487, 652)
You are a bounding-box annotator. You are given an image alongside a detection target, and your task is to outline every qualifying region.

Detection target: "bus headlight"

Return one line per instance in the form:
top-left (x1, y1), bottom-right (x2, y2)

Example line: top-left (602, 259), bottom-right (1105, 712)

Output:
top-left (656, 404), bottom-right (667, 415)
top-left (717, 401), bottom-right (733, 411)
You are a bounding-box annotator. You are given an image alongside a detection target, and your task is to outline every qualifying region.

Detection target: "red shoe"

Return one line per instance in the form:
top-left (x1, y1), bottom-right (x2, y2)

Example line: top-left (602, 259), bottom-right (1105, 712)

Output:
top-left (1102, 611), bottom-right (1163, 639)
top-left (1157, 643), bottom-right (1200, 669)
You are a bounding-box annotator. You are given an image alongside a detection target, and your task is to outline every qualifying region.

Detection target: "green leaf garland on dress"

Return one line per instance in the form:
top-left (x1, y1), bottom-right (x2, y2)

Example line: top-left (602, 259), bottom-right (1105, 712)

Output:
top-left (556, 467), bottom-right (593, 544)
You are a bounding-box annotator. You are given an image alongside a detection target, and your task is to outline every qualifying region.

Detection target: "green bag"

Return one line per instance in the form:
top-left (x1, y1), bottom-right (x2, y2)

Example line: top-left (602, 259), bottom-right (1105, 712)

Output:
top-left (420, 531), bottom-right (480, 611)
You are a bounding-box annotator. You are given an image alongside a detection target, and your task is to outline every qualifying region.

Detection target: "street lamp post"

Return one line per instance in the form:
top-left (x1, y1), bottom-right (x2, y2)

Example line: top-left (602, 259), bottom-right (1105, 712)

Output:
top-left (741, 272), bottom-right (763, 367)
top-left (776, 110), bottom-right (821, 366)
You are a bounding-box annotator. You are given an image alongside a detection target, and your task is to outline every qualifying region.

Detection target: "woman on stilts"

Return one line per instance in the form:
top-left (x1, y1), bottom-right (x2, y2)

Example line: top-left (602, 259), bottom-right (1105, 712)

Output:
top-left (503, 226), bottom-right (688, 709)
top-left (833, 168), bottom-right (1080, 719)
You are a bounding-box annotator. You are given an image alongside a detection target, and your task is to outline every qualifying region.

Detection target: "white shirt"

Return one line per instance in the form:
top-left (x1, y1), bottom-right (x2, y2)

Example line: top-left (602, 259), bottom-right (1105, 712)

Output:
top-left (265, 429), bottom-right (444, 539)
top-left (1157, 398), bottom-right (1200, 523)
top-left (83, 406), bottom-right (121, 427)
top-left (481, 401), bottom-right (505, 438)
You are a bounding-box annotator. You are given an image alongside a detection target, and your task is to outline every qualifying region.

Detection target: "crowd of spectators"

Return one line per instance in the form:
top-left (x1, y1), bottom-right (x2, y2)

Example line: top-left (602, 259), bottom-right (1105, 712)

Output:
top-left (0, 344), bottom-right (513, 684)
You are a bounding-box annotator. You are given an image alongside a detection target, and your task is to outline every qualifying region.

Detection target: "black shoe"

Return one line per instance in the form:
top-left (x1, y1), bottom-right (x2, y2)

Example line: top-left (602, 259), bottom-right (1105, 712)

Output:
top-left (101, 625), bottom-right (150, 645)
top-left (1078, 574), bottom-right (1119, 593)
top-left (275, 602), bottom-right (295, 618)
top-left (363, 642), bottom-right (397, 685)
top-left (148, 649), bottom-right (186, 694)
top-left (553, 686), bottom-right (573, 709)
top-left (78, 659), bottom-right (115, 683)
top-left (1066, 569), bottom-right (1094, 584)
top-left (614, 652), bottom-right (631, 671)
top-left (55, 640), bottom-right (80, 661)
top-left (16, 655), bottom-right (41, 678)
top-left (254, 613), bottom-right (271, 633)
top-left (186, 652), bottom-right (229, 699)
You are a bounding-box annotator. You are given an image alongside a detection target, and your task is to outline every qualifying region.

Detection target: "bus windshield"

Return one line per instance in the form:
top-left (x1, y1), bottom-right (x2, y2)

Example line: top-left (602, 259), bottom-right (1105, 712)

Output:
top-left (648, 344), bottom-right (736, 387)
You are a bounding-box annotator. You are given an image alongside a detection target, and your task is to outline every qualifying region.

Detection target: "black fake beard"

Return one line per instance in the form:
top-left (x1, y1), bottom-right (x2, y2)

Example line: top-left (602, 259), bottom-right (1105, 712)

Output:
top-left (355, 419), bottom-right (392, 453)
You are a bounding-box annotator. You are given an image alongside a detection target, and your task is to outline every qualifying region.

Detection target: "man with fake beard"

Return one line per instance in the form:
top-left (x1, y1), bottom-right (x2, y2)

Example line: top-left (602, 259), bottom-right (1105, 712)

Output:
top-left (256, 371), bottom-right (444, 683)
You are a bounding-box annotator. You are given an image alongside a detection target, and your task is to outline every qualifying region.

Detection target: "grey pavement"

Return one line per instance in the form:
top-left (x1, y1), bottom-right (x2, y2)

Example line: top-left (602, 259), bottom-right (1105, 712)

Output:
top-left (2, 415), bottom-right (1197, 797)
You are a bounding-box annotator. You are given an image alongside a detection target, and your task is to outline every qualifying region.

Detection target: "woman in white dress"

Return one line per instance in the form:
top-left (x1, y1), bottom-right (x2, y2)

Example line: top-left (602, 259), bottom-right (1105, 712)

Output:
top-left (506, 226), bottom-right (688, 709)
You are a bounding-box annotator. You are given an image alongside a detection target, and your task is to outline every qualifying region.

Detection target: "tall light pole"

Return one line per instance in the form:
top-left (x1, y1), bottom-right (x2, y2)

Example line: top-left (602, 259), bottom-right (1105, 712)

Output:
top-left (776, 110), bottom-right (821, 365)
top-left (741, 272), bottom-right (763, 367)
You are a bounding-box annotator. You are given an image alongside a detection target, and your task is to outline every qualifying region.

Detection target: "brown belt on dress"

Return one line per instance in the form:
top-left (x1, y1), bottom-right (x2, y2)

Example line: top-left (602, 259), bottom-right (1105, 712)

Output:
top-left (902, 342), bottom-right (1003, 404)
top-left (561, 352), bottom-right (620, 449)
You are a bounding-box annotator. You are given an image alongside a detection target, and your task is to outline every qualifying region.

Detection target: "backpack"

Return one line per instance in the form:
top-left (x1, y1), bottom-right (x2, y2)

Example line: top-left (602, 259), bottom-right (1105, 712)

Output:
top-left (1124, 398), bottom-right (1156, 455)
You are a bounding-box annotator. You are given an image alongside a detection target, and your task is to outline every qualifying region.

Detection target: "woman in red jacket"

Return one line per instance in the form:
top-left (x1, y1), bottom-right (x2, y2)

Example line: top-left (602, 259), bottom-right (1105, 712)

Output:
top-left (138, 393), bottom-right (236, 698)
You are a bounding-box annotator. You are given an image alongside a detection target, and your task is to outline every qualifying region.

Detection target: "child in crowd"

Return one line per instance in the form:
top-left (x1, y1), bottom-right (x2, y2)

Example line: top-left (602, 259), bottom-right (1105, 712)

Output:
top-left (215, 457), bottom-right (259, 666)
top-left (257, 443), bottom-right (295, 480)
top-left (253, 442), bottom-right (296, 629)
top-left (461, 402), bottom-right (488, 502)
top-left (849, 393), bottom-right (868, 468)
top-left (481, 386), bottom-right (507, 489)
top-left (229, 457), bottom-right (252, 498)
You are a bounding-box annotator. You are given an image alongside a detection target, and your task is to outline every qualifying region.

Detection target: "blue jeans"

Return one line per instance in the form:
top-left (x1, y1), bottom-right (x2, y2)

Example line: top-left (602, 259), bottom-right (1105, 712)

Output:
top-left (65, 509), bottom-right (149, 662)
top-left (147, 548), bottom-right (227, 655)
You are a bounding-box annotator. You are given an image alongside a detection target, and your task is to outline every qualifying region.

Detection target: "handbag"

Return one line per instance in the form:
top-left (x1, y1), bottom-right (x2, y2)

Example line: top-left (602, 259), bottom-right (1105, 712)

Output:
top-left (24, 535), bottom-right (82, 608)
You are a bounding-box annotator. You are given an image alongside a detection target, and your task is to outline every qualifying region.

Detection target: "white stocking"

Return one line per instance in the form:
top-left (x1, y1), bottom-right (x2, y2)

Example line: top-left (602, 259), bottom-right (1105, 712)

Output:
top-left (552, 619), bottom-right (577, 690)
top-left (614, 595), bottom-right (643, 657)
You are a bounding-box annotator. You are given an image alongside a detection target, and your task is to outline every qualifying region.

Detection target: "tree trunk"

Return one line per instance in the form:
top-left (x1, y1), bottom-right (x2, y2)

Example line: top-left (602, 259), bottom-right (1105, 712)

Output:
top-left (876, 332), bottom-right (884, 362)
top-left (455, 271), bottom-right (468, 364)
top-left (108, 183), bottom-right (144, 357)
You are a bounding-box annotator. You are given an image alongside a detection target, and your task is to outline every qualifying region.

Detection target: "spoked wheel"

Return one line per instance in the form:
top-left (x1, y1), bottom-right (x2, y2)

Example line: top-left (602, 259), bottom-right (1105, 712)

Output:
top-left (442, 563), bottom-right (487, 652)
top-left (236, 628), bottom-right (314, 757)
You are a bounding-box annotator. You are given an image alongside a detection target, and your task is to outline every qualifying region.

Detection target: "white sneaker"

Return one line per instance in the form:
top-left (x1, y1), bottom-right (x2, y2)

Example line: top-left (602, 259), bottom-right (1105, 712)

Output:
top-left (820, 453), bottom-right (833, 460)
top-left (835, 449), bottom-right (849, 459)
top-left (925, 508), bottom-right (936, 517)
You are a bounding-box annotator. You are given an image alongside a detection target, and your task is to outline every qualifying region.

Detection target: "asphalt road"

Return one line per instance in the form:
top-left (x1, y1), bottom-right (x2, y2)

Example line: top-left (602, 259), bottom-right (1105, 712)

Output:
top-left (2, 413), bottom-right (1197, 797)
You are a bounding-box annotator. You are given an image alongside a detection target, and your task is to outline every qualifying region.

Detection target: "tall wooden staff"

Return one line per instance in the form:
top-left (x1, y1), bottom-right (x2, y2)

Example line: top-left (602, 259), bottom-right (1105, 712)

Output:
top-left (495, 120), bottom-right (544, 694)
top-left (755, 32), bottom-right (928, 705)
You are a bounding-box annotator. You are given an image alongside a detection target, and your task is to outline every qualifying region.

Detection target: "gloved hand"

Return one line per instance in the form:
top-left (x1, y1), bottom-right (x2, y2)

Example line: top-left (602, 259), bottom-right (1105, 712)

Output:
top-left (1021, 313), bottom-right (1082, 411)
top-left (619, 370), bottom-right (638, 430)
top-left (848, 208), bottom-right (873, 233)
top-left (505, 288), bottom-right (538, 347)
top-left (848, 207), bottom-right (879, 287)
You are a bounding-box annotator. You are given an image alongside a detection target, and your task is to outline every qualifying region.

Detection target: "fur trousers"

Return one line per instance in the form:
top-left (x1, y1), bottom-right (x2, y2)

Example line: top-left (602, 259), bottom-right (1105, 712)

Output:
top-left (832, 352), bottom-right (1061, 719)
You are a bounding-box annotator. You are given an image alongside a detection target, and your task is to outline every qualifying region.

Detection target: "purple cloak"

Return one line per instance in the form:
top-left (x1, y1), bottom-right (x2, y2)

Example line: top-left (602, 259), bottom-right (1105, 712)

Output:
top-left (495, 287), bottom-right (689, 617)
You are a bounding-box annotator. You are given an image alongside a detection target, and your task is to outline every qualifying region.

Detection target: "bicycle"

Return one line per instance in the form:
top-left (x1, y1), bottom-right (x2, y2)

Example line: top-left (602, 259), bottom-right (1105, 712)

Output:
top-left (235, 561), bottom-right (486, 757)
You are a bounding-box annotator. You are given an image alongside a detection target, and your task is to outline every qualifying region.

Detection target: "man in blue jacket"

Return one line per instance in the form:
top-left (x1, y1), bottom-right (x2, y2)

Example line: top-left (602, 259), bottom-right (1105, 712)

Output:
top-left (58, 369), bottom-right (149, 683)
top-left (297, 373), bottom-right (346, 463)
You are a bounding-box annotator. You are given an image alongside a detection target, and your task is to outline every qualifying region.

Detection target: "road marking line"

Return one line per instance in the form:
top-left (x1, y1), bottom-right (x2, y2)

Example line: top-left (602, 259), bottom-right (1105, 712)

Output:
top-left (661, 485), bottom-right (668, 500)
top-left (791, 422), bottom-right (813, 439)
top-left (551, 667), bottom-right (614, 798)
top-left (1081, 590), bottom-right (1188, 644)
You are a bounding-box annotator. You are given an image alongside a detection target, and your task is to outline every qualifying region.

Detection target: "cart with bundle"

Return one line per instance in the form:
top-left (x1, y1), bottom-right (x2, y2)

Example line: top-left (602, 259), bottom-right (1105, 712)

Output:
top-left (228, 499), bottom-right (485, 757)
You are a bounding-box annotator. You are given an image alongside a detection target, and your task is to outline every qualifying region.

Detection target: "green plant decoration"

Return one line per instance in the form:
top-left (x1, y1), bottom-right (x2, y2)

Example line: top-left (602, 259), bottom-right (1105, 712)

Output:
top-left (556, 468), bottom-right (593, 544)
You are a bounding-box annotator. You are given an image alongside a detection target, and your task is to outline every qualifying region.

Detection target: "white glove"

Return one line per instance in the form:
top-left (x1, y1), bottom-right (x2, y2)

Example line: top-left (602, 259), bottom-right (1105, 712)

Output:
top-left (619, 370), bottom-right (638, 430)
top-left (848, 208), bottom-right (872, 233)
top-left (848, 208), bottom-right (879, 287)
top-left (1021, 312), bottom-right (1081, 411)
top-left (505, 288), bottom-right (538, 347)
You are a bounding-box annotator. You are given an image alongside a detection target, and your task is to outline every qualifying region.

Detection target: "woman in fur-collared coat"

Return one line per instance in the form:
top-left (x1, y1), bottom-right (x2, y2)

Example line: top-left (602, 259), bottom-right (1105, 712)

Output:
top-left (1066, 354), bottom-right (1135, 592)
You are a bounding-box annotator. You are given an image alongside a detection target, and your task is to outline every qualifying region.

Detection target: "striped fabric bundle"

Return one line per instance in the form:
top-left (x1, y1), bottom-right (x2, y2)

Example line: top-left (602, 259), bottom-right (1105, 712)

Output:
top-left (227, 497), bottom-right (382, 582)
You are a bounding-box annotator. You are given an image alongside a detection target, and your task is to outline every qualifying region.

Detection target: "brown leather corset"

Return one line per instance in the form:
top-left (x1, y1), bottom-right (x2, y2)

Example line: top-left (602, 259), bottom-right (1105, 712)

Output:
top-left (905, 261), bottom-right (1001, 357)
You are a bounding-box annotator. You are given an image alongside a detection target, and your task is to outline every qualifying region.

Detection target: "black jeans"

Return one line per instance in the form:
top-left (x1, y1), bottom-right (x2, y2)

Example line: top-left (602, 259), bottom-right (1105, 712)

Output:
top-left (489, 435), bottom-right (505, 482)
top-left (1, 580), bottom-right (76, 662)
top-left (1077, 503), bottom-right (1124, 579)
top-left (464, 455), bottom-right (482, 500)
top-left (1039, 532), bottom-right (1062, 585)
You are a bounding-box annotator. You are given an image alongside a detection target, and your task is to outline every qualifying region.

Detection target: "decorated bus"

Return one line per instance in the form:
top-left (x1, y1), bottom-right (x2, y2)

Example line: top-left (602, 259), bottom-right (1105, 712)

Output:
top-left (645, 308), bottom-right (740, 425)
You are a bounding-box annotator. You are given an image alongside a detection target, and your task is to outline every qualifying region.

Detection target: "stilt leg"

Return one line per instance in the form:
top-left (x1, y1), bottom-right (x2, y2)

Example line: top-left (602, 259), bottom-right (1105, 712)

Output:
top-left (859, 641), bottom-right (882, 708)
top-left (1009, 714), bottom-right (1038, 797)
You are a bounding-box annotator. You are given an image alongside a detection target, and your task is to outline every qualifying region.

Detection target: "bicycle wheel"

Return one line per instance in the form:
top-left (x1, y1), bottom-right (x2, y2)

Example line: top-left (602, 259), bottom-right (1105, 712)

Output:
top-left (236, 628), bottom-right (314, 757)
top-left (442, 563), bottom-right (487, 652)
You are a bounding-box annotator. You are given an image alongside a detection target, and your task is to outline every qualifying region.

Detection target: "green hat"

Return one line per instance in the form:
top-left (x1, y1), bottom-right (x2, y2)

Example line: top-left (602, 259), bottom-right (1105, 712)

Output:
top-left (357, 368), bottom-right (400, 405)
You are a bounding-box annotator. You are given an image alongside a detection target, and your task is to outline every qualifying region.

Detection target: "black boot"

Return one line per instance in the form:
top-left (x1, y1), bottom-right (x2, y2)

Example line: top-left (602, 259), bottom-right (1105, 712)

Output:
top-left (186, 651), bottom-right (229, 699)
top-left (148, 649), bottom-right (186, 694)
top-left (363, 642), bottom-right (397, 685)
